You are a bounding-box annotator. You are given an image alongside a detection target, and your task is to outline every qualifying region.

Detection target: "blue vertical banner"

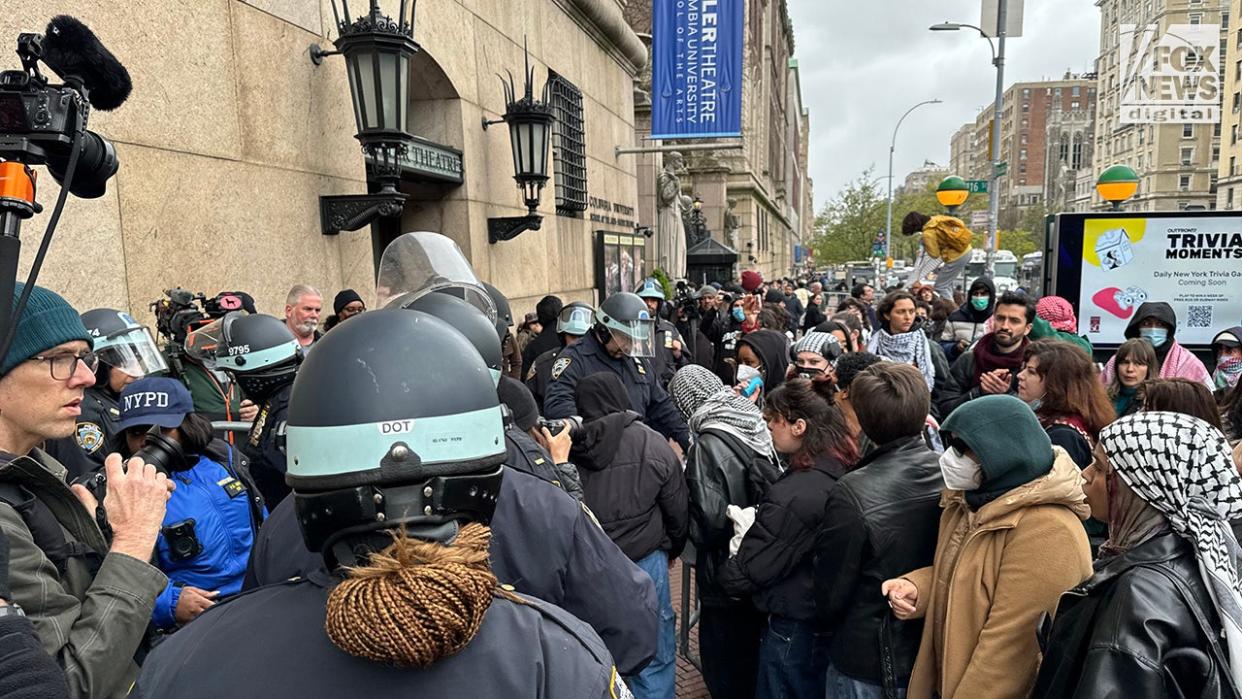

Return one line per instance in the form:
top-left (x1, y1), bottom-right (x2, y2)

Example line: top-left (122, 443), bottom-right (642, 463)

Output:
top-left (651, 0), bottom-right (744, 139)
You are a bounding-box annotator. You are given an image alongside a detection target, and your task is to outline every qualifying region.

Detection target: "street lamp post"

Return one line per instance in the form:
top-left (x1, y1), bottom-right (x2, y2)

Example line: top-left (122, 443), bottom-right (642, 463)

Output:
top-left (885, 99), bottom-right (942, 278)
top-left (932, 4), bottom-right (1007, 277)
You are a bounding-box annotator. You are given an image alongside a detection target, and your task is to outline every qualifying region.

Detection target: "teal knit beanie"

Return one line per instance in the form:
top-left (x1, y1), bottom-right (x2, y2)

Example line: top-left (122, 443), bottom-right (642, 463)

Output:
top-left (941, 394), bottom-right (1054, 506)
top-left (0, 283), bottom-right (92, 378)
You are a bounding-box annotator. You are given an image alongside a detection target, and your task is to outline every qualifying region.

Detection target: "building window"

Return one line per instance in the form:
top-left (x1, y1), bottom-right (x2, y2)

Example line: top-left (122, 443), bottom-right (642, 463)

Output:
top-left (1071, 101), bottom-right (1080, 109)
top-left (1183, 123), bottom-right (1195, 138)
top-left (1180, 175), bottom-right (1191, 191)
top-left (1020, 148), bottom-right (1027, 160)
top-left (1181, 147), bottom-right (1194, 165)
top-left (1214, 145), bottom-right (1221, 163)
top-left (1072, 133), bottom-right (1084, 169)
top-left (1216, 122), bottom-right (1223, 138)
top-left (1234, 92), bottom-right (1240, 113)
top-left (1233, 124), bottom-right (1239, 144)
top-left (1178, 201), bottom-right (1191, 210)
top-left (547, 71), bottom-right (588, 218)
top-left (1189, 13), bottom-right (1202, 25)
top-left (1229, 188), bottom-right (1235, 207)
top-left (1232, 155), bottom-right (1237, 176)
top-left (1072, 85), bottom-right (1081, 97)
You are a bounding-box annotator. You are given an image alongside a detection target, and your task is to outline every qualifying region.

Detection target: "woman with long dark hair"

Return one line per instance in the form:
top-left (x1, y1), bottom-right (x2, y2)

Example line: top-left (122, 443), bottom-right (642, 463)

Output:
top-left (1106, 338), bottom-right (1158, 418)
top-left (717, 379), bottom-right (857, 699)
top-left (1018, 339), bottom-right (1116, 468)
top-left (1140, 378), bottom-right (1226, 431)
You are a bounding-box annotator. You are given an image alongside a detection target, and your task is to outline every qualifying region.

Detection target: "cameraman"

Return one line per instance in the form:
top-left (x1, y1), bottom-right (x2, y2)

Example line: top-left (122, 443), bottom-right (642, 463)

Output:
top-left (114, 378), bottom-right (262, 630)
top-left (0, 284), bottom-right (171, 698)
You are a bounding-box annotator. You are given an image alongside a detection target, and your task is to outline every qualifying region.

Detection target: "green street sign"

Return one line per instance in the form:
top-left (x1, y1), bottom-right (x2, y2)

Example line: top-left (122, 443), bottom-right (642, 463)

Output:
top-left (966, 179), bottom-right (988, 194)
top-left (994, 161), bottom-right (1009, 177)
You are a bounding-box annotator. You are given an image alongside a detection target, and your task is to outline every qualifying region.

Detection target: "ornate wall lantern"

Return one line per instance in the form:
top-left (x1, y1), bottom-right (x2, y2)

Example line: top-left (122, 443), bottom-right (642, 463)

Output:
top-left (311, 0), bottom-right (419, 234)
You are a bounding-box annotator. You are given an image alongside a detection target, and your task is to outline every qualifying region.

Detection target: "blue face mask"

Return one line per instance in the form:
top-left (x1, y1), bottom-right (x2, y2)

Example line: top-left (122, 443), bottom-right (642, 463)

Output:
top-left (1140, 327), bottom-right (1169, 348)
top-left (970, 296), bottom-right (990, 311)
top-left (732, 307), bottom-right (745, 323)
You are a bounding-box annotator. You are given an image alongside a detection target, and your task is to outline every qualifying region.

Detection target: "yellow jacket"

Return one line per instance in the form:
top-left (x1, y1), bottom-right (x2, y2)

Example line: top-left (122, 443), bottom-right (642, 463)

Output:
top-left (921, 215), bottom-right (974, 263)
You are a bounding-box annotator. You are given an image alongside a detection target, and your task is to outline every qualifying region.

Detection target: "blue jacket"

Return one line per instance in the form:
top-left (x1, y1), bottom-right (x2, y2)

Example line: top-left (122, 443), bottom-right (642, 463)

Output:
top-left (152, 454), bottom-right (261, 629)
top-left (542, 333), bottom-right (691, 449)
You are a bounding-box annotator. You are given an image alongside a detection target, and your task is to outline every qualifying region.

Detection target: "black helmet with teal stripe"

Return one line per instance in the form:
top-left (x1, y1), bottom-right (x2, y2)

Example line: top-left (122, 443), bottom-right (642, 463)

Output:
top-left (285, 308), bottom-right (506, 565)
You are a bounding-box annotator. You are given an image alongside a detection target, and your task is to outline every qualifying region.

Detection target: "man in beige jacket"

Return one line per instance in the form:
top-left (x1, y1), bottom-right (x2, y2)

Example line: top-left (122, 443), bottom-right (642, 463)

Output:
top-left (0, 284), bottom-right (172, 698)
top-left (882, 395), bottom-right (1093, 699)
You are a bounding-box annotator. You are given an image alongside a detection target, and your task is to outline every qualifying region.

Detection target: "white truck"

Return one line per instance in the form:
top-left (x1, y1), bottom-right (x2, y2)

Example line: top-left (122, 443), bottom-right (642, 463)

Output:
top-left (963, 249), bottom-right (1019, 293)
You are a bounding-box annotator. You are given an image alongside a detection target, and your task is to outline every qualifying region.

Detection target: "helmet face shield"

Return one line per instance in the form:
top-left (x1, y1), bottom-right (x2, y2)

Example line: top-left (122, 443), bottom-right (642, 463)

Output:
top-left (184, 316), bottom-right (230, 369)
top-left (376, 232), bottom-right (497, 324)
top-left (605, 318), bottom-right (656, 358)
top-left (95, 327), bottom-right (168, 378)
top-left (557, 305), bottom-right (594, 336)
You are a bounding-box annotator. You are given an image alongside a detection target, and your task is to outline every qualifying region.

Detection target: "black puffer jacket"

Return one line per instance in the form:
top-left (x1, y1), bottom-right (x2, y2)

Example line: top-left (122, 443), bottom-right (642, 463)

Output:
top-left (1034, 531), bottom-right (1241, 699)
top-left (572, 375), bottom-right (688, 561)
top-left (814, 436), bottom-right (943, 686)
top-left (686, 428), bottom-right (781, 606)
top-left (718, 453), bottom-right (848, 621)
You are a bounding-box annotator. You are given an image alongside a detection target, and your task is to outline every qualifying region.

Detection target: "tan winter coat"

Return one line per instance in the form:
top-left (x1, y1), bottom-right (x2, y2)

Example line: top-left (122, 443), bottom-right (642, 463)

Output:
top-left (901, 450), bottom-right (1093, 699)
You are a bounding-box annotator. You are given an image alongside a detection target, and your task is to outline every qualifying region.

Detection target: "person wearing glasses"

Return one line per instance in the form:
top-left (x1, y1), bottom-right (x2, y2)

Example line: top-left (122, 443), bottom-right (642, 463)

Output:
top-left (43, 309), bottom-right (168, 481)
top-left (0, 283), bottom-right (173, 698)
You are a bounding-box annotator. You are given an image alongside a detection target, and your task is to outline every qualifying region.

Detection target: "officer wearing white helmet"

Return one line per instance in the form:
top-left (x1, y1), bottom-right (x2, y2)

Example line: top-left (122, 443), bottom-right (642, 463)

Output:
top-left (526, 301), bottom-right (594, 407)
top-left (636, 278), bottom-right (689, 390)
top-left (135, 310), bottom-right (634, 698)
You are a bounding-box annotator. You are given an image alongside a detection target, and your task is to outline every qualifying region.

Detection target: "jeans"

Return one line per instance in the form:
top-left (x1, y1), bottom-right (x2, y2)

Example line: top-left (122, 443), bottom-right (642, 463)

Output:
top-left (907, 249), bottom-right (972, 300)
top-left (698, 601), bottom-right (766, 699)
top-left (825, 661), bottom-right (906, 699)
top-left (624, 550), bottom-right (675, 699)
top-left (756, 615), bottom-right (830, 699)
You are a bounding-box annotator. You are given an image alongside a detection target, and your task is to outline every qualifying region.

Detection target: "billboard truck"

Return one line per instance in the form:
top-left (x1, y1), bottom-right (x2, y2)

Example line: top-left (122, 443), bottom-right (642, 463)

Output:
top-left (1047, 212), bottom-right (1242, 349)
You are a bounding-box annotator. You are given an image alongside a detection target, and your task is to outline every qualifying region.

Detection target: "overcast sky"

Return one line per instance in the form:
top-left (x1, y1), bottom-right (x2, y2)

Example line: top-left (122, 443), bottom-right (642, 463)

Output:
top-left (787, 0), bottom-right (1100, 211)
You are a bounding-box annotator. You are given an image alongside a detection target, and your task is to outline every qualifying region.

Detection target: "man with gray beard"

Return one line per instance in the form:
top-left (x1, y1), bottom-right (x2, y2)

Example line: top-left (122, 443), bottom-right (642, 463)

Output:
top-left (283, 285), bottom-right (322, 350)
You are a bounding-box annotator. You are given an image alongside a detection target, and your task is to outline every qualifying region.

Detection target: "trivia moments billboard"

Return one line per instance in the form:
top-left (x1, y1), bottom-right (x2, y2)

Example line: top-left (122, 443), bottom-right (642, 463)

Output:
top-left (651, 0), bottom-right (743, 139)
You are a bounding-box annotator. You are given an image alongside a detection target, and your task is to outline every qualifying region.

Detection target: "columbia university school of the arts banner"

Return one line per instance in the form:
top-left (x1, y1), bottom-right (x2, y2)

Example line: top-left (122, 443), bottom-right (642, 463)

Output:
top-left (651, 0), bottom-right (743, 139)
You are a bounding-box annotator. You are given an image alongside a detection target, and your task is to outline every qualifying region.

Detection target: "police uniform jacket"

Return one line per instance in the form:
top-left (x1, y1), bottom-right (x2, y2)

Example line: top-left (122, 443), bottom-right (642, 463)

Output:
top-left (243, 465), bottom-right (659, 675)
top-left (151, 453), bottom-right (263, 629)
top-left (649, 318), bottom-right (689, 390)
top-left (243, 383), bottom-right (292, 507)
top-left (134, 568), bottom-right (629, 699)
top-left (542, 333), bottom-right (690, 449)
top-left (525, 346), bottom-right (561, 408)
top-left (505, 427), bottom-right (583, 501)
top-left (42, 386), bottom-right (120, 481)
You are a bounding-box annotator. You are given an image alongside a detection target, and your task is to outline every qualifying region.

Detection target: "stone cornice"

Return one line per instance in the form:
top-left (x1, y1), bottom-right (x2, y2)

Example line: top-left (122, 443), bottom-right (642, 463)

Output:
top-left (553, 0), bottom-right (648, 76)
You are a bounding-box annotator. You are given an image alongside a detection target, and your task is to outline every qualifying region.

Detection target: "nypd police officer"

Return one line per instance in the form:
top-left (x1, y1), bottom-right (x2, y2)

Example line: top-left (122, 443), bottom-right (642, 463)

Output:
top-left (526, 301), bottom-right (593, 407)
top-left (44, 309), bottom-right (168, 480)
top-left (213, 313), bottom-right (301, 507)
top-left (637, 279), bottom-right (689, 389)
top-left (543, 292), bottom-right (691, 450)
top-left (134, 309), bottom-right (631, 697)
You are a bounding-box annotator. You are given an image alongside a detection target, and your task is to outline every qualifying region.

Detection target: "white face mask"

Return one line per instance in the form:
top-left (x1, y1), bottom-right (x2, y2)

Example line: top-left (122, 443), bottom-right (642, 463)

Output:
top-left (938, 447), bottom-right (983, 491)
top-left (736, 364), bottom-right (761, 384)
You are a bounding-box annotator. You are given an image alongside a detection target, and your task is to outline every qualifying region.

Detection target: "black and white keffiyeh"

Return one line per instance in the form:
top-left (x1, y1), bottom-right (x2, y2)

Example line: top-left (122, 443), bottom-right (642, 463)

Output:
top-left (1099, 411), bottom-right (1242, 687)
top-left (866, 327), bottom-right (935, 390)
top-left (669, 365), bottom-right (776, 461)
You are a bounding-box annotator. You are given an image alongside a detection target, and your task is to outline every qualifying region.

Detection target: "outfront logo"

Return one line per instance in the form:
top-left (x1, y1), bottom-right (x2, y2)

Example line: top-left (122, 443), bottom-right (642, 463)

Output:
top-left (1118, 23), bottom-right (1220, 124)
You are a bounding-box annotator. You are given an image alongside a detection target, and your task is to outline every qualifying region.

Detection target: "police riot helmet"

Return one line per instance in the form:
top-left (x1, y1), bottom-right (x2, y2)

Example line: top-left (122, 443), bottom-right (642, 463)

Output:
top-left (285, 309), bottom-right (505, 563)
top-left (80, 309), bottom-right (168, 382)
top-left (594, 292), bottom-right (656, 358)
top-left (637, 278), bottom-right (666, 301)
top-left (409, 293), bottom-right (503, 386)
top-left (557, 301), bottom-right (594, 337)
top-left (203, 313), bottom-right (301, 403)
top-left (375, 232), bottom-right (497, 325)
top-left (480, 282), bottom-right (512, 342)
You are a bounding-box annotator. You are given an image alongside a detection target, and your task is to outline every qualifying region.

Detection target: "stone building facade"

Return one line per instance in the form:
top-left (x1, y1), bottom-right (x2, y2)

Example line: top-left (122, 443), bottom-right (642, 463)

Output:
top-left (625, 0), bottom-right (812, 283)
top-left (3, 0), bottom-right (645, 322)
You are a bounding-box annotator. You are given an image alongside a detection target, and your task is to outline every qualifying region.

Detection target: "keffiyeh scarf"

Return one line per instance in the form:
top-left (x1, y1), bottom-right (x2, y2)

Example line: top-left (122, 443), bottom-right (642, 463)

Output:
top-left (866, 327), bottom-right (935, 390)
top-left (1099, 411), bottom-right (1242, 689)
top-left (669, 365), bottom-right (777, 461)
top-left (1216, 355), bottom-right (1242, 392)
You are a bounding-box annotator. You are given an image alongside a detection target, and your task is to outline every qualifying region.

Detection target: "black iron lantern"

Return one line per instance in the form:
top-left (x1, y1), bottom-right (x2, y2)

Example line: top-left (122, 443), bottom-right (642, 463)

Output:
top-left (311, 0), bottom-right (419, 234)
top-left (483, 48), bottom-right (555, 244)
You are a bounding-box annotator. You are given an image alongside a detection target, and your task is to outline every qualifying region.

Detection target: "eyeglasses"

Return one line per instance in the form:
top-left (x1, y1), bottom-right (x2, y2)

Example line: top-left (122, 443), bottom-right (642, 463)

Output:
top-left (28, 351), bottom-right (99, 380)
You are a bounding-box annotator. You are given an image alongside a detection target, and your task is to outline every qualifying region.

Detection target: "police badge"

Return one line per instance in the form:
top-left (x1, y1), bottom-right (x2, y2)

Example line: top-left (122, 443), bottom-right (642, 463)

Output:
top-left (75, 422), bottom-right (106, 454)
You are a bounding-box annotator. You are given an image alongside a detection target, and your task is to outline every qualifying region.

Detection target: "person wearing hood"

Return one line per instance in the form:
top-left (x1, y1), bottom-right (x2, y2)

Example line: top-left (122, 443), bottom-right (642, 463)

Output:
top-left (1101, 302), bottom-right (1212, 390)
top-left (1212, 326), bottom-right (1242, 395)
top-left (572, 373), bottom-right (687, 699)
top-left (867, 291), bottom-right (951, 419)
top-left (901, 212), bottom-right (974, 301)
top-left (940, 277), bottom-right (995, 363)
top-left (520, 295), bottom-right (563, 378)
top-left (718, 379), bottom-right (859, 699)
top-left (882, 395), bottom-right (1093, 699)
top-left (737, 329), bottom-right (791, 405)
top-left (1034, 413), bottom-right (1242, 698)
top-left (669, 365), bottom-right (781, 699)
top-left (938, 291), bottom-right (1034, 417)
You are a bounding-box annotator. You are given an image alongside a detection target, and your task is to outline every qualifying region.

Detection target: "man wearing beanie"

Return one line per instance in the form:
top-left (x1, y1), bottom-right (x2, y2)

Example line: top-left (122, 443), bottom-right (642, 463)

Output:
top-left (521, 295), bottom-right (564, 378)
top-left (0, 283), bottom-right (172, 698)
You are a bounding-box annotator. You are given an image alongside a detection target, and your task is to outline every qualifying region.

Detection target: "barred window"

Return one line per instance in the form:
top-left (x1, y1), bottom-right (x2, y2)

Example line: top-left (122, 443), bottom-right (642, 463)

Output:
top-left (548, 71), bottom-right (588, 217)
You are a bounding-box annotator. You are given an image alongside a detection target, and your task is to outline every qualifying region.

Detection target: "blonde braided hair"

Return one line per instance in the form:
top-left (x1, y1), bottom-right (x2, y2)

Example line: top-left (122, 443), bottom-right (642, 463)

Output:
top-left (324, 522), bottom-right (516, 666)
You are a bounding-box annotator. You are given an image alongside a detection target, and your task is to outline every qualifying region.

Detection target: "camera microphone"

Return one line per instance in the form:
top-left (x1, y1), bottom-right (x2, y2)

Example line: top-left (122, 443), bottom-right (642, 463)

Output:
top-left (42, 15), bottom-right (132, 111)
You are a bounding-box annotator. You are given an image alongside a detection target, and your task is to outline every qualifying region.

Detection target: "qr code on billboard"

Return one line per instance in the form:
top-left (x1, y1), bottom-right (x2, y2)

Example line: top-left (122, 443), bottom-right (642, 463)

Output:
top-left (1187, 305), bottom-right (1213, 329)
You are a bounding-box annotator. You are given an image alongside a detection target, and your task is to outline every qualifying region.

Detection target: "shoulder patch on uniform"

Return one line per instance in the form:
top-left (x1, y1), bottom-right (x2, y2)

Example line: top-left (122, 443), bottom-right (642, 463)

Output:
top-left (633, 357), bottom-right (647, 375)
top-left (218, 477), bottom-right (246, 498)
top-left (610, 667), bottom-right (635, 699)
top-left (75, 422), bottom-right (105, 454)
top-left (552, 357), bottom-right (572, 380)
top-left (663, 331), bottom-right (674, 349)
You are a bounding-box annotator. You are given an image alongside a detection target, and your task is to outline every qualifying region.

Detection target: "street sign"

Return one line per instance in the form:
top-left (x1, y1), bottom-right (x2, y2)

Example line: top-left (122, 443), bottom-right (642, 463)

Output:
top-left (966, 179), bottom-right (988, 194)
top-left (971, 211), bottom-right (991, 228)
top-left (994, 161), bottom-right (1009, 177)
